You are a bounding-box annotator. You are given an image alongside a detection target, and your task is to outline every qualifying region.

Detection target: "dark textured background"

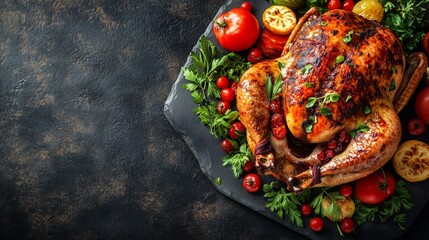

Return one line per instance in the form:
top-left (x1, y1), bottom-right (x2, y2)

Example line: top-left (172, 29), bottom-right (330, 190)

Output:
top-left (0, 0), bottom-right (428, 239)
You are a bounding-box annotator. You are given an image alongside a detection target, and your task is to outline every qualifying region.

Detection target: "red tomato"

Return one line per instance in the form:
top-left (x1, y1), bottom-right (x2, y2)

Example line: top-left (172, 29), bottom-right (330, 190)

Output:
top-left (247, 48), bottom-right (263, 63)
top-left (257, 30), bottom-right (289, 58)
top-left (231, 82), bottom-right (238, 94)
top-left (240, 1), bottom-right (252, 11)
top-left (270, 113), bottom-right (287, 140)
top-left (221, 139), bottom-right (234, 152)
top-left (342, 0), bottom-right (355, 11)
top-left (242, 160), bottom-right (255, 173)
top-left (354, 169), bottom-right (396, 205)
top-left (340, 218), bottom-right (355, 234)
top-left (309, 217), bottom-right (324, 231)
top-left (407, 118), bottom-right (426, 136)
top-left (328, 0), bottom-right (341, 10)
top-left (212, 8), bottom-right (260, 52)
top-left (221, 88), bottom-right (235, 102)
top-left (301, 204), bottom-right (313, 216)
top-left (216, 76), bottom-right (229, 89)
top-left (242, 173), bottom-right (261, 192)
top-left (423, 32), bottom-right (429, 56)
top-left (229, 121), bottom-right (246, 139)
top-left (339, 183), bottom-right (353, 197)
top-left (216, 101), bottom-right (230, 115)
top-left (415, 87), bottom-right (429, 126)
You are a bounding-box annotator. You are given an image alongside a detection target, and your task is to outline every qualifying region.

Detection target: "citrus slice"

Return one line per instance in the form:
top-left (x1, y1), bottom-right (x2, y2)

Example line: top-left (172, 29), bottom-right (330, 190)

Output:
top-left (393, 140), bottom-right (429, 182)
top-left (352, 0), bottom-right (384, 22)
top-left (262, 5), bottom-right (296, 35)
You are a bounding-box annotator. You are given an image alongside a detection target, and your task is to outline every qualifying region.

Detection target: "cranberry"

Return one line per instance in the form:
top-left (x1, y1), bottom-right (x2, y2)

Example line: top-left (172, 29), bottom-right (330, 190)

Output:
top-left (317, 151), bottom-right (326, 162)
top-left (325, 149), bottom-right (335, 159)
top-left (269, 99), bottom-right (283, 114)
top-left (338, 131), bottom-right (351, 143)
top-left (327, 139), bottom-right (337, 149)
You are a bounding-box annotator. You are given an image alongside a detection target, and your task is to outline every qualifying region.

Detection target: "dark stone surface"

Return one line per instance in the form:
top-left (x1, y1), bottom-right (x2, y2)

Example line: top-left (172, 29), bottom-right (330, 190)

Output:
top-left (0, 0), bottom-right (427, 239)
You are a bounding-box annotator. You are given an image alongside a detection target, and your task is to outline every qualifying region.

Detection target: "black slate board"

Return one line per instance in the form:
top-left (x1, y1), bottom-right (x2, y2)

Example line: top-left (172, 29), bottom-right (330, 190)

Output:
top-left (164, 0), bottom-right (429, 239)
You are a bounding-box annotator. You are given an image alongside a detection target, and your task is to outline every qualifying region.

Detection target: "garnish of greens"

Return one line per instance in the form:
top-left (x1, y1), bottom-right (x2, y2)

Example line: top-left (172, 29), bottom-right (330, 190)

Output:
top-left (310, 187), bottom-right (344, 222)
top-left (354, 180), bottom-right (414, 230)
top-left (263, 182), bottom-right (311, 227)
top-left (182, 36), bottom-right (251, 176)
top-left (380, 0), bottom-right (429, 55)
top-left (266, 75), bottom-right (283, 101)
top-left (182, 36), bottom-right (251, 139)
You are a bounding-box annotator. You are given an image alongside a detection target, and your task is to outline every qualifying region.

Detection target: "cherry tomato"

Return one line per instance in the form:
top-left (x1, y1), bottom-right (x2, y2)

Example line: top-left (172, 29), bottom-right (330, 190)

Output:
top-left (229, 121), bottom-right (246, 139)
top-left (242, 173), bottom-right (261, 192)
top-left (221, 88), bottom-right (235, 102)
top-left (247, 48), bottom-right (263, 63)
top-left (342, 0), bottom-right (355, 11)
top-left (221, 139), bottom-right (234, 152)
top-left (301, 204), bottom-right (312, 216)
top-left (257, 29), bottom-right (289, 58)
top-left (216, 101), bottom-right (231, 115)
top-left (242, 160), bottom-right (255, 173)
top-left (340, 218), bottom-right (355, 234)
top-left (212, 8), bottom-right (260, 52)
top-left (231, 82), bottom-right (238, 94)
top-left (240, 1), bottom-right (252, 12)
top-left (270, 113), bottom-right (287, 140)
top-left (423, 33), bottom-right (429, 56)
top-left (415, 87), bottom-right (429, 126)
top-left (407, 118), bottom-right (426, 136)
top-left (327, 0), bottom-right (341, 10)
top-left (309, 217), bottom-right (324, 231)
top-left (339, 183), bottom-right (353, 197)
top-left (216, 76), bottom-right (229, 90)
top-left (354, 169), bottom-right (396, 205)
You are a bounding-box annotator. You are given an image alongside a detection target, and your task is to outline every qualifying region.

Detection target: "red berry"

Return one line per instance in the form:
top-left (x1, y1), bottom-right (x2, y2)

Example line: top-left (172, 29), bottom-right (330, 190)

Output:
top-left (325, 149), bottom-right (335, 159)
top-left (231, 82), bottom-right (238, 94)
top-left (339, 184), bottom-right (353, 197)
top-left (220, 139), bottom-right (234, 152)
top-left (327, 139), bottom-right (337, 149)
top-left (310, 217), bottom-right (324, 231)
top-left (301, 204), bottom-right (313, 216)
top-left (242, 160), bottom-right (255, 173)
top-left (221, 88), bottom-right (235, 102)
top-left (340, 217), bottom-right (355, 234)
top-left (247, 48), bottom-right (263, 63)
top-left (317, 151), bottom-right (326, 162)
top-left (269, 99), bottom-right (283, 114)
top-left (342, 0), bottom-right (355, 11)
top-left (240, 1), bottom-right (252, 11)
top-left (229, 121), bottom-right (246, 139)
top-left (216, 76), bottom-right (229, 90)
top-left (216, 101), bottom-right (230, 115)
top-left (338, 131), bottom-right (350, 143)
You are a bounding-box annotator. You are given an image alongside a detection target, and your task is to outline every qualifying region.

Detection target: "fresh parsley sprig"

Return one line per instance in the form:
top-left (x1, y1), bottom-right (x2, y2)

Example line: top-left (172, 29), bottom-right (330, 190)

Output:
top-left (263, 181), bottom-right (304, 227)
top-left (380, 0), bottom-right (429, 55)
top-left (222, 142), bottom-right (252, 178)
top-left (182, 36), bottom-right (250, 139)
top-left (310, 187), bottom-right (344, 222)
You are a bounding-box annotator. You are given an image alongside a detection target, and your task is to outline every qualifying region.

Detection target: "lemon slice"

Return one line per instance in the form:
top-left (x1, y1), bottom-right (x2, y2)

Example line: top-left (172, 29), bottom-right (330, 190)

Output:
top-left (393, 140), bottom-right (429, 182)
top-left (352, 0), bottom-right (384, 22)
top-left (262, 5), bottom-right (297, 35)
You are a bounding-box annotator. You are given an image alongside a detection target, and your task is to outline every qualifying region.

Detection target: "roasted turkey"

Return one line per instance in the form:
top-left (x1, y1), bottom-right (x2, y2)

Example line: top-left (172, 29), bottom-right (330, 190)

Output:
top-left (236, 8), bottom-right (427, 191)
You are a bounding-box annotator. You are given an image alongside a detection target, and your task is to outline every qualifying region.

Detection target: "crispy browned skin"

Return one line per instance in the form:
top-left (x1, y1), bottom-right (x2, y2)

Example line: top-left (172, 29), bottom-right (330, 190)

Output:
top-left (236, 8), bottom-right (411, 190)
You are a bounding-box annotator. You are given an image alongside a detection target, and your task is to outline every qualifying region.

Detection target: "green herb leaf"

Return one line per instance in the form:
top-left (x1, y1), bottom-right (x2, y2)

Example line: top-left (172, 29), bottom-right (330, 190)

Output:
top-left (266, 76), bottom-right (273, 100)
top-left (389, 80), bottom-right (396, 91)
top-left (222, 142), bottom-right (252, 178)
top-left (301, 63), bottom-right (313, 75)
top-left (306, 82), bottom-right (314, 88)
top-left (321, 21), bottom-right (328, 26)
top-left (320, 107), bottom-right (331, 116)
top-left (364, 105), bottom-right (371, 115)
top-left (346, 95), bottom-right (352, 102)
top-left (350, 123), bottom-right (369, 138)
top-left (215, 177), bottom-right (222, 186)
top-left (263, 182), bottom-right (304, 227)
top-left (336, 55), bottom-right (345, 64)
top-left (306, 97), bottom-right (317, 108)
top-left (343, 30), bottom-right (354, 43)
